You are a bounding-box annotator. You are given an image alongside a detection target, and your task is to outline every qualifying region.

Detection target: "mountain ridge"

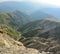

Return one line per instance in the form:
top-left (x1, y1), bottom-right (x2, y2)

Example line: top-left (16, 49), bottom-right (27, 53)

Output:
top-left (0, 11), bottom-right (30, 29)
top-left (19, 18), bottom-right (60, 54)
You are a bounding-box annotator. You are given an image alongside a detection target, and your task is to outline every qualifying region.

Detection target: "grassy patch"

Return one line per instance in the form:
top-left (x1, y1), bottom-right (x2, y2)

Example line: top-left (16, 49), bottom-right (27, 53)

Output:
top-left (6, 27), bottom-right (19, 40)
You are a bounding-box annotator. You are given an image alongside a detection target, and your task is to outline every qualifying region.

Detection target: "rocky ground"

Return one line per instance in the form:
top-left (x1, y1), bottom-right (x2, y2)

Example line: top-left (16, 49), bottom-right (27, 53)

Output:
top-left (22, 37), bottom-right (60, 54)
top-left (0, 32), bottom-right (40, 54)
top-left (0, 29), bottom-right (60, 54)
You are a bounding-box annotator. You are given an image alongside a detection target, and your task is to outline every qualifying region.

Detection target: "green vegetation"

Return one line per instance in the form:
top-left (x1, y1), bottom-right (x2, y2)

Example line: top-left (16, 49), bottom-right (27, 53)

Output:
top-left (19, 19), bottom-right (56, 42)
top-left (6, 26), bottom-right (19, 40)
top-left (39, 31), bottom-right (49, 39)
top-left (19, 29), bottom-right (39, 42)
top-left (22, 29), bottom-right (38, 38)
top-left (0, 11), bottom-right (30, 29)
top-left (0, 25), bottom-right (20, 40)
top-left (0, 11), bottom-right (30, 40)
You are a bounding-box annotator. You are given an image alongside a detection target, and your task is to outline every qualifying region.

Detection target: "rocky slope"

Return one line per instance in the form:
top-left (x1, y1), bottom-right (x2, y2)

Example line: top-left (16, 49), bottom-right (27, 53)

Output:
top-left (0, 28), bottom-right (41, 54)
top-left (19, 18), bottom-right (60, 54)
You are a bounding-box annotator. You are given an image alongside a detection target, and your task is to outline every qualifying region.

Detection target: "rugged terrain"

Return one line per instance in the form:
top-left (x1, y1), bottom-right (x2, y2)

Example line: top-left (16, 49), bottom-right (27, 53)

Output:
top-left (0, 26), bottom-right (41, 54)
top-left (19, 18), bottom-right (60, 54)
top-left (0, 6), bottom-right (60, 54)
top-left (0, 14), bottom-right (60, 54)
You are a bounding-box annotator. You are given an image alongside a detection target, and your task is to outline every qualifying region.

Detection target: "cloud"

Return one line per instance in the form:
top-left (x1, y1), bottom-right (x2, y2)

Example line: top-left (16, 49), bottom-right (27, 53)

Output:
top-left (26, 0), bottom-right (60, 7)
top-left (39, 0), bottom-right (60, 7)
top-left (0, 0), bottom-right (60, 7)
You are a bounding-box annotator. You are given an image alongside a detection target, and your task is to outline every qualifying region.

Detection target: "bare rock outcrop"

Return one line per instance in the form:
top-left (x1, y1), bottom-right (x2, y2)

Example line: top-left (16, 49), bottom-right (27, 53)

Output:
top-left (0, 33), bottom-right (40, 54)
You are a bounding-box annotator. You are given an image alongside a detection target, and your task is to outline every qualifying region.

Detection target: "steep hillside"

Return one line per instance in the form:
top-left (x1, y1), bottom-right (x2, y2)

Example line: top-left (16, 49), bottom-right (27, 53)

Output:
top-left (0, 11), bottom-right (30, 29)
top-left (19, 18), bottom-right (59, 41)
top-left (19, 18), bottom-right (60, 40)
top-left (0, 24), bottom-right (19, 40)
top-left (18, 18), bottom-right (57, 33)
top-left (19, 18), bottom-right (60, 54)
top-left (0, 27), bottom-right (40, 54)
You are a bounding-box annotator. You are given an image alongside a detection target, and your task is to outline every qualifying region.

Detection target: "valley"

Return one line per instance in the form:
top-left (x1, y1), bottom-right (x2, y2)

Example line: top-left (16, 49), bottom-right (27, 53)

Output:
top-left (0, 1), bottom-right (60, 54)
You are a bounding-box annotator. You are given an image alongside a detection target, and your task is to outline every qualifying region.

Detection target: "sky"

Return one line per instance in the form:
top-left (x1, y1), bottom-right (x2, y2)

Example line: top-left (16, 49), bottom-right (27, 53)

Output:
top-left (0, 0), bottom-right (60, 7)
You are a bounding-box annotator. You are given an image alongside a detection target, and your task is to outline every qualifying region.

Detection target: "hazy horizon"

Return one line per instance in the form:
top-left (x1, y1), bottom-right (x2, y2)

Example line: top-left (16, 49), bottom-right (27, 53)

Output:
top-left (0, 0), bottom-right (60, 20)
top-left (0, 0), bottom-right (60, 7)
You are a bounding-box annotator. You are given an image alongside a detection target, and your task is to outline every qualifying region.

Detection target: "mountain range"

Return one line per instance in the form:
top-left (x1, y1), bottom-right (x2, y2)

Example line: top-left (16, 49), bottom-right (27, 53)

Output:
top-left (0, 10), bottom-right (30, 29)
top-left (19, 18), bottom-right (60, 53)
top-left (0, 1), bottom-right (60, 20)
top-left (0, 1), bottom-right (60, 54)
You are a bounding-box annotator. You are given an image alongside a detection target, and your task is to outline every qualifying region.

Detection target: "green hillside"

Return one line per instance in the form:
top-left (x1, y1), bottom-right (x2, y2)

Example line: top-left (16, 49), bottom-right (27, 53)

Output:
top-left (0, 11), bottom-right (30, 29)
top-left (0, 24), bottom-right (19, 40)
top-left (18, 18), bottom-right (57, 37)
top-left (18, 18), bottom-right (60, 53)
top-left (19, 18), bottom-right (60, 42)
top-left (0, 11), bottom-right (30, 40)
